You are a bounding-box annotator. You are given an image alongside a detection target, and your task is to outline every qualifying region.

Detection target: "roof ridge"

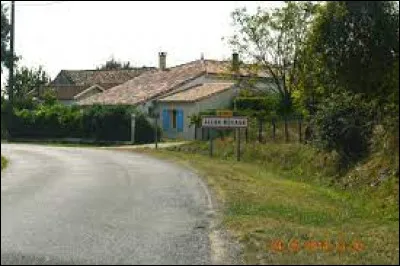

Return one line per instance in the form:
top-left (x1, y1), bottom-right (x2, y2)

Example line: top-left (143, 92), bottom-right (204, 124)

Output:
top-left (62, 68), bottom-right (155, 73)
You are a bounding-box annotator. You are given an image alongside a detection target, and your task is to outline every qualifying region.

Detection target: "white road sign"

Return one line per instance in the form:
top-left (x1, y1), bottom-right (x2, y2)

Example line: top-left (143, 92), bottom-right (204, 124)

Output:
top-left (201, 116), bottom-right (248, 128)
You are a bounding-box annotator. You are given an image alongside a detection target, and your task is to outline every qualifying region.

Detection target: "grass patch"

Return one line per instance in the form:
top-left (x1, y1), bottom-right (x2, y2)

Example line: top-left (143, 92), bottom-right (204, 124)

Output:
top-left (135, 141), bottom-right (399, 265)
top-left (1, 155), bottom-right (8, 170)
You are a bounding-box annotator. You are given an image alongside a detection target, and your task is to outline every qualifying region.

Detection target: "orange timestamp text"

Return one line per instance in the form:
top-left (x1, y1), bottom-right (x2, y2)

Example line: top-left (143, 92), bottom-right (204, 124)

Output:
top-left (269, 239), bottom-right (365, 253)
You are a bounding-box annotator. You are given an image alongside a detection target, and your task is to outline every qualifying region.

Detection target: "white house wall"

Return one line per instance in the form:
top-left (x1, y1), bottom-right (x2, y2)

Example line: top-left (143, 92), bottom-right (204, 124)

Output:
top-left (157, 86), bottom-right (238, 140)
top-left (141, 74), bottom-right (279, 140)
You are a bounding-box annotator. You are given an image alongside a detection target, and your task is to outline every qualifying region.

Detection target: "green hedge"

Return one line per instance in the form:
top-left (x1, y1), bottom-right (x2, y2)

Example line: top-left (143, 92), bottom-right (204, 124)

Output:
top-left (234, 95), bottom-right (282, 118)
top-left (5, 103), bottom-right (160, 143)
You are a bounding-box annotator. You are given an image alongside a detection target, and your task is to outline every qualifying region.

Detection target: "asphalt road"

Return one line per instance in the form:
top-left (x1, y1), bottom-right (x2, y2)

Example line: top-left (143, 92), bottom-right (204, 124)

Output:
top-left (1, 144), bottom-right (215, 265)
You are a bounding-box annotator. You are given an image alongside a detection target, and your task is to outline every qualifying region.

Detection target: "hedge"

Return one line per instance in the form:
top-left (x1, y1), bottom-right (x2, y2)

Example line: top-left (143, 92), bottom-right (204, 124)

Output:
top-left (235, 95), bottom-right (281, 114)
top-left (4, 103), bottom-right (160, 143)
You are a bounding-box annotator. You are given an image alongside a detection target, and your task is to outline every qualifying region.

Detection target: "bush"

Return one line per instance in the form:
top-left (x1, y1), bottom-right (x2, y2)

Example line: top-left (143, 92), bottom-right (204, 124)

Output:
top-left (312, 92), bottom-right (374, 165)
top-left (7, 103), bottom-right (159, 143)
top-left (81, 104), bottom-right (160, 142)
top-left (235, 95), bottom-right (281, 117)
top-left (81, 105), bottom-right (134, 141)
top-left (10, 104), bottom-right (82, 139)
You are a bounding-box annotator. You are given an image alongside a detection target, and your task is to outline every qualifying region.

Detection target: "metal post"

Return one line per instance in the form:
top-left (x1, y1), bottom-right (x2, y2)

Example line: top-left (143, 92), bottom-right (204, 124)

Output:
top-left (209, 129), bottom-right (213, 157)
top-left (155, 116), bottom-right (158, 149)
top-left (131, 114), bottom-right (136, 144)
top-left (272, 118), bottom-right (276, 141)
top-left (245, 127), bottom-right (248, 143)
top-left (237, 128), bottom-right (241, 161)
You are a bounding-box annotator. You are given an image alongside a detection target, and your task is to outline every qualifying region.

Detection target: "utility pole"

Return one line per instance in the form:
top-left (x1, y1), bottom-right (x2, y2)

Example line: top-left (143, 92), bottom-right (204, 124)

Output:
top-left (7, 1), bottom-right (15, 141)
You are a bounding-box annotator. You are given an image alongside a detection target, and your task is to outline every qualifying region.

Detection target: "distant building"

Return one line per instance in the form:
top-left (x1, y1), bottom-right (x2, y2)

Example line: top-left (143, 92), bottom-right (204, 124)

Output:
top-left (36, 67), bottom-right (155, 105)
top-left (79, 52), bottom-right (279, 140)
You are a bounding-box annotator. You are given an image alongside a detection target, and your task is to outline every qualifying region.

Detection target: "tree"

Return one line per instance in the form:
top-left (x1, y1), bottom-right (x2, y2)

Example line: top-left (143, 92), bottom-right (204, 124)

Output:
top-left (1, 2), bottom-right (10, 73)
top-left (228, 1), bottom-right (319, 113)
top-left (306, 1), bottom-right (399, 108)
top-left (12, 66), bottom-right (51, 109)
top-left (97, 57), bottom-right (133, 70)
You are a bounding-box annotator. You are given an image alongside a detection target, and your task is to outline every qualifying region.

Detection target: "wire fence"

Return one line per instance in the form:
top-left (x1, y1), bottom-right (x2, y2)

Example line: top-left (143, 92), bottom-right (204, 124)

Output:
top-left (199, 115), bottom-right (312, 144)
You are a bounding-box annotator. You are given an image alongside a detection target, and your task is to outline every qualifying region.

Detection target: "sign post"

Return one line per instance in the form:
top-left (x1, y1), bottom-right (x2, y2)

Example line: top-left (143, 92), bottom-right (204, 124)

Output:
top-left (155, 116), bottom-right (158, 149)
top-left (209, 129), bottom-right (213, 157)
top-left (131, 114), bottom-right (136, 144)
top-left (202, 115), bottom-right (248, 161)
top-left (237, 128), bottom-right (241, 161)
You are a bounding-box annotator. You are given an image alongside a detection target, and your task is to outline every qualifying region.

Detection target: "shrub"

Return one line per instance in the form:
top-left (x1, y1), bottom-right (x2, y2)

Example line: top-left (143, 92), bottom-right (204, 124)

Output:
top-left (81, 105), bottom-right (134, 141)
top-left (312, 92), bottom-right (374, 165)
top-left (7, 103), bottom-right (159, 143)
top-left (235, 95), bottom-right (281, 114)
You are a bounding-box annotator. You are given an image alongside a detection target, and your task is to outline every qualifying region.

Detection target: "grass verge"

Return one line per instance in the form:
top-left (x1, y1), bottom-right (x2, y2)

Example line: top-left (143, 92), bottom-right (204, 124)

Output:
top-left (135, 141), bottom-right (399, 265)
top-left (1, 155), bottom-right (8, 170)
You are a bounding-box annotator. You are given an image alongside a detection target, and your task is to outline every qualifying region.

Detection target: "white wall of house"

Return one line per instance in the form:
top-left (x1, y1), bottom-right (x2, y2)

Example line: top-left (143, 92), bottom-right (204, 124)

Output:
top-left (136, 73), bottom-right (279, 140)
top-left (157, 86), bottom-right (238, 140)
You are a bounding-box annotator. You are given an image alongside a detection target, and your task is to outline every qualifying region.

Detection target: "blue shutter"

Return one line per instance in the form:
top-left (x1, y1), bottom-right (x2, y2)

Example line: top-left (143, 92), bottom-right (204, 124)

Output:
top-left (177, 109), bottom-right (184, 132)
top-left (162, 109), bottom-right (169, 131)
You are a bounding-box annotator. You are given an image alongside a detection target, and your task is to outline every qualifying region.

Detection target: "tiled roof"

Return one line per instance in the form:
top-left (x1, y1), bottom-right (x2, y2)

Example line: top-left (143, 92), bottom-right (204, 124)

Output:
top-left (74, 85), bottom-right (105, 100)
top-left (38, 86), bottom-right (87, 100)
top-left (53, 68), bottom-right (155, 86)
top-left (78, 59), bottom-right (271, 106)
top-left (158, 83), bottom-right (234, 103)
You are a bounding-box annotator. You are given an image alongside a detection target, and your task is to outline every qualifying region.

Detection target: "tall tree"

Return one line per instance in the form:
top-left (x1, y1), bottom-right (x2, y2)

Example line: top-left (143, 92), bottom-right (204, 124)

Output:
top-left (228, 1), bottom-right (319, 113)
top-left (307, 1), bottom-right (399, 105)
top-left (1, 2), bottom-right (10, 73)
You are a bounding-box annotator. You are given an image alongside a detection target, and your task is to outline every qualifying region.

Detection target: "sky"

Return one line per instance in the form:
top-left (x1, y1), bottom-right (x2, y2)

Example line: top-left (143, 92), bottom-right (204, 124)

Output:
top-left (3, 1), bottom-right (283, 80)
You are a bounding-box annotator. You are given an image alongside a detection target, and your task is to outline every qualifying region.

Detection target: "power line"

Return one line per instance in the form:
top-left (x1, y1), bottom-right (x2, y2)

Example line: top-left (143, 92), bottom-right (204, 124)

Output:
top-left (16, 1), bottom-right (68, 7)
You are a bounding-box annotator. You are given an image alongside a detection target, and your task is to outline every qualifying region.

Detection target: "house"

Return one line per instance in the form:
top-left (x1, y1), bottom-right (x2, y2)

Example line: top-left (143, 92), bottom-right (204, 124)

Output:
top-left (38, 67), bottom-right (155, 105)
top-left (79, 52), bottom-right (279, 140)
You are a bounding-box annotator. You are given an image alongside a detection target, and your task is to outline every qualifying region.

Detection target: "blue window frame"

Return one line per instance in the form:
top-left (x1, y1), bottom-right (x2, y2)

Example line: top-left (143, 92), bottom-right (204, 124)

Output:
top-left (177, 109), bottom-right (184, 132)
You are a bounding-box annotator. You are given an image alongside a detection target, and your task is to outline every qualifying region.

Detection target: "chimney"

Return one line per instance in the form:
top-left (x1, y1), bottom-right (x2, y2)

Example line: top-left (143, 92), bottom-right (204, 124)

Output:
top-left (232, 52), bottom-right (239, 72)
top-left (159, 52), bottom-right (167, 70)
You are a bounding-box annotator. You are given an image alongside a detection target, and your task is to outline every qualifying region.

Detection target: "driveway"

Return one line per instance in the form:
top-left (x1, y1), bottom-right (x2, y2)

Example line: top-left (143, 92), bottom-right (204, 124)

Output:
top-left (1, 144), bottom-right (215, 265)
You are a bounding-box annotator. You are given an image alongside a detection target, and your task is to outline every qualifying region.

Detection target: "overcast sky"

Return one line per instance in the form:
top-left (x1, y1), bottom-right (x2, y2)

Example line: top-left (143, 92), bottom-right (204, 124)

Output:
top-left (4, 1), bottom-right (283, 80)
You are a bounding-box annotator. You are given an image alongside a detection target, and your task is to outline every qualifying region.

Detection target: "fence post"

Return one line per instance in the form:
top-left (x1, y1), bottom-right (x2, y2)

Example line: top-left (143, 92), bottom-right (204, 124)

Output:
top-left (131, 113), bottom-right (136, 144)
top-left (298, 116), bottom-right (302, 143)
top-left (237, 128), bottom-right (241, 161)
top-left (272, 117), bottom-right (276, 141)
top-left (245, 127), bottom-right (248, 143)
top-left (284, 115), bottom-right (289, 142)
top-left (209, 129), bottom-right (213, 157)
top-left (194, 124), bottom-right (197, 140)
top-left (258, 118), bottom-right (262, 143)
top-left (155, 116), bottom-right (158, 149)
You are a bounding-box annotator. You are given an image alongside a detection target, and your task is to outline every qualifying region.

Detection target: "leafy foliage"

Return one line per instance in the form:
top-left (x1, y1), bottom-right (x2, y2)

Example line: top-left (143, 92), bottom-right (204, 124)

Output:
top-left (12, 66), bottom-right (50, 109)
top-left (304, 1), bottom-right (399, 108)
top-left (235, 95), bottom-right (282, 118)
top-left (4, 103), bottom-right (159, 143)
top-left (1, 3), bottom-right (10, 73)
top-left (228, 1), bottom-right (319, 112)
top-left (97, 57), bottom-right (134, 70)
top-left (312, 92), bottom-right (374, 164)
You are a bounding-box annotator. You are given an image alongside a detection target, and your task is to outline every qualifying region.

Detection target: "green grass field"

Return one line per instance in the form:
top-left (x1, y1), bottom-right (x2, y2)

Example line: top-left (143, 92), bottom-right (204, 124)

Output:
top-left (136, 140), bottom-right (399, 265)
